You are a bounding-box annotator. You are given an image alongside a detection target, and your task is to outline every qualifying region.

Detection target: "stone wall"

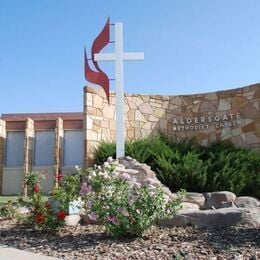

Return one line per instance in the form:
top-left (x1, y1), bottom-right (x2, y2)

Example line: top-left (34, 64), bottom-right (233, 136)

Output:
top-left (84, 84), bottom-right (260, 165)
top-left (54, 117), bottom-right (63, 187)
top-left (84, 86), bottom-right (116, 166)
top-left (23, 118), bottom-right (35, 195)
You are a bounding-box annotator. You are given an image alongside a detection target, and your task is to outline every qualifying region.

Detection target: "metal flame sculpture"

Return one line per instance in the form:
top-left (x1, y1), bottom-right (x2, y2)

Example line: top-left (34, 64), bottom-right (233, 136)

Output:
top-left (84, 18), bottom-right (110, 103)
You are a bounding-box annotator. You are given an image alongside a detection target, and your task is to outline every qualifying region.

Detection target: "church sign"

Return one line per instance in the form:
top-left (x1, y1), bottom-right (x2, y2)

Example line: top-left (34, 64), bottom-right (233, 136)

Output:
top-left (172, 112), bottom-right (242, 132)
top-left (84, 83), bottom-right (260, 166)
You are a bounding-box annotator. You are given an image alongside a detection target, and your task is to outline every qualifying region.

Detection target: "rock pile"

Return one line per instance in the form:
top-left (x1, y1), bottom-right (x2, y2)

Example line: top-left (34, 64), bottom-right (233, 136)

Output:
top-left (116, 157), bottom-right (260, 229)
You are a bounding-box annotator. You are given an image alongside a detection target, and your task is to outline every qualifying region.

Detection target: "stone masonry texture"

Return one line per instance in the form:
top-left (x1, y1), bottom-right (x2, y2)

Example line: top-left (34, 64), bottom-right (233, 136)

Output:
top-left (84, 84), bottom-right (260, 166)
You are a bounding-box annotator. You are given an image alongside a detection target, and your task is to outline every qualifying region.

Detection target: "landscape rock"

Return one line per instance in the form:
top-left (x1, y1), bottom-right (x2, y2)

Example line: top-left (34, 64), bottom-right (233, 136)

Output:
top-left (118, 156), bottom-right (158, 181)
top-left (204, 191), bottom-right (236, 209)
top-left (64, 215), bottom-right (81, 226)
top-left (16, 206), bottom-right (30, 215)
top-left (235, 196), bottom-right (260, 208)
top-left (238, 207), bottom-right (260, 227)
top-left (159, 208), bottom-right (260, 228)
top-left (117, 156), bottom-right (174, 198)
top-left (182, 192), bottom-right (206, 208)
top-left (180, 202), bottom-right (200, 212)
top-left (108, 157), bottom-right (260, 230)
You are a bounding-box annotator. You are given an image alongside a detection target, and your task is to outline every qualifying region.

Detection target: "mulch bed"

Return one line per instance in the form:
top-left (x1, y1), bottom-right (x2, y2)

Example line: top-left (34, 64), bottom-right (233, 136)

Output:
top-left (0, 219), bottom-right (259, 259)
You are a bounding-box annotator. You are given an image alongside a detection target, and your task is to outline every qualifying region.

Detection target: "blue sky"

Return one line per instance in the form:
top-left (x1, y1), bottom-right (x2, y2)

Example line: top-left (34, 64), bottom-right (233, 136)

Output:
top-left (1, 0), bottom-right (260, 114)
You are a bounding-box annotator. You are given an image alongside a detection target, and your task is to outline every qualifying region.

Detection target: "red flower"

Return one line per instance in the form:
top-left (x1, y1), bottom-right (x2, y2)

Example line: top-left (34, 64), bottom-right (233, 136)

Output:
top-left (33, 184), bottom-right (40, 193)
top-left (57, 210), bottom-right (66, 220)
top-left (45, 202), bottom-right (52, 209)
top-left (56, 172), bottom-right (64, 182)
top-left (35, 214), bottom-right (45, 223)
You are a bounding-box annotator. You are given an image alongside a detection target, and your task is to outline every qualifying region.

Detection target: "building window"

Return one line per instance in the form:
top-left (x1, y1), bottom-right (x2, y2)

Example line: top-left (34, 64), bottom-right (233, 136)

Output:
top-left (63, 130), bottom-right (83, 167)
top-left (34, 131), bottom-right (55, 166)
top-left (5, 131), bottom-right (25, 167)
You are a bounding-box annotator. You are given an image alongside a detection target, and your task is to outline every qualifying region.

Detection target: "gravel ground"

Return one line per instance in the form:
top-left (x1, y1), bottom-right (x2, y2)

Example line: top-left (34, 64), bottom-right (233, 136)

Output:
top-left (0, 219), bottom-right (259, 260)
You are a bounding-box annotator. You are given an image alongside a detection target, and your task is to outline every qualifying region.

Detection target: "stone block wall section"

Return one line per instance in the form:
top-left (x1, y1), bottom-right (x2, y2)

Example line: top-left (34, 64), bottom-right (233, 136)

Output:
top-left (84, 84), bottom-right (260, 166)
top-left (0, 119), bottom-right (6, 193)
top-left (54, 117), bottom-right (63, 187)
top-left (23, 118), bottom-right (35, 195)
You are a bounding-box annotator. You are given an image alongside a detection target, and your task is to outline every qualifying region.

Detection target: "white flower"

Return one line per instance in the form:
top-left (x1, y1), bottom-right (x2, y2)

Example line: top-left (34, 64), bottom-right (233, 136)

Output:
top-left (103, 162), bottom-right (109, 167)
top-left (107, 156), bottom-right (113, 163)
top-left (149, 191), bottom-right (156, 197)
top-left (98, 171), bottom-right (110, 179)
top-left (163, 194), bottom-right (170, 202)
top-left (90, 170), bottom-right (97, 178)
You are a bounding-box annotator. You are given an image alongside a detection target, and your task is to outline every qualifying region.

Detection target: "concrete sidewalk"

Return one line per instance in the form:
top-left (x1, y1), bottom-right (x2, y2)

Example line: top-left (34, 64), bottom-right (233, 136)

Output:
top-left (0, 244), bottom-right (59, 260)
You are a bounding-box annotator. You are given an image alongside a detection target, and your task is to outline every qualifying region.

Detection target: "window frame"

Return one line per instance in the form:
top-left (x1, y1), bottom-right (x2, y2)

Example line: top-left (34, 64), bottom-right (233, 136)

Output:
top-left (33, 130), bottom-right (55, 167)
top-left (4, 130), bottom-right (25, 168)
top-left (63, 129), bottom-right (84, 167)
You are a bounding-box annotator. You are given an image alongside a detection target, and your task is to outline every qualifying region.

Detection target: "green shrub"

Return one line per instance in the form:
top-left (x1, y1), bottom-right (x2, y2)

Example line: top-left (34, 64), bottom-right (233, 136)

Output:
top-left (125, 138), bottom-right (154, 163)
top-left (51, 172), bottom-right (81, 212)
top-left (94, 135), bottom-right (260, 198)
top-left (0, 201), bottom-right (19, 219)
top-left (94, 141), bottom-right (116, 165)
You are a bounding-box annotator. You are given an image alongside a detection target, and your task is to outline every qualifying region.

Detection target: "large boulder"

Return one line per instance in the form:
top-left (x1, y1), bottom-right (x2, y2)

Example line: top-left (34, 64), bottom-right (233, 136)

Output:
top-left (117, 156), bottom-right (175, 199)
top-left (182, 192), bottom-right (206, 208)
top-left (235, 196), bottom-right (260, 208)
top-left (204, 191), bottom-right (236, 209)
top-left (159, 208), bottom-right (260, 228)
top-left (118, 156), bottom-right (158, 181)
top-left (180, 202), bottom-right (200, 212)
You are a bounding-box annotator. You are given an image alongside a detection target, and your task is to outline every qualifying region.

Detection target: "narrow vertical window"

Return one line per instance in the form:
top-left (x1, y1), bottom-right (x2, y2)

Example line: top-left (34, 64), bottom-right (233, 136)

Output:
top-left (63, 130), bottom-right (83, 167)
top-left (5, 131), bottom-right (25, 167)
top-left (34, 131), bottom-right (55, 166)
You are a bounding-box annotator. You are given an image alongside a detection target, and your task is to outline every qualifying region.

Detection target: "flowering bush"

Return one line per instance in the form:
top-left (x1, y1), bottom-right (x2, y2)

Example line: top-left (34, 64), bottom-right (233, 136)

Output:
top-left (51, 172), bottom-right (81, 213)
top-left (81, 158), bottom-right (183, 237)
top-left (0, 201), bottom-right (19, 219)
top-left (23, 171), bottom-right (75, 232)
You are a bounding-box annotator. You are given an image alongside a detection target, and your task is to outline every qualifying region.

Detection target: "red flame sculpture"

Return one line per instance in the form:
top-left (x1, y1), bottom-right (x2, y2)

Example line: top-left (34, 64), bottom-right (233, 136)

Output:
top-left (84, 18), bottom-right (110, 103)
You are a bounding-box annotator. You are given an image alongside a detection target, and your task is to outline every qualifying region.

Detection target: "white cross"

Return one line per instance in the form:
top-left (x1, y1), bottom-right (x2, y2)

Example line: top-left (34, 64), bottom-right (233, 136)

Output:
top-left (94, 22), bottom-right (144, 158)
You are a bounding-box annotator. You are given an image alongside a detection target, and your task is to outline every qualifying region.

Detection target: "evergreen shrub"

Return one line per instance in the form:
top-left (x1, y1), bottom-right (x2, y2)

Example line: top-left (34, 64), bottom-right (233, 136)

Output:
top-left (94, 135), bottom-right (260, 198)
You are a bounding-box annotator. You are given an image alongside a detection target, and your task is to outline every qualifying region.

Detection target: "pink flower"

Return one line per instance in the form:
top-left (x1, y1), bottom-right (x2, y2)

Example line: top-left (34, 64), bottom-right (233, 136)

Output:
top-left (85, 200), bottom-right (93, 209)
top-left (133, 181), bottom-right (141, 189)
top-left (107, 215), bottom-right (119, 225)
top-left (80, 182), bottom-right (92, 196)
top-left (121, 172), bottom-right (131, 181)
top-left (119, 208), bottom-right (129, 217)
top-left (88, 212), bottom-right (99, 221)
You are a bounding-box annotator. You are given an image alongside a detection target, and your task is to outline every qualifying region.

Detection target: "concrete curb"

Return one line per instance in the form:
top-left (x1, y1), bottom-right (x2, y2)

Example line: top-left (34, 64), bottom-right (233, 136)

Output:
top-left (0, 244), bottom-right (59, 260)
